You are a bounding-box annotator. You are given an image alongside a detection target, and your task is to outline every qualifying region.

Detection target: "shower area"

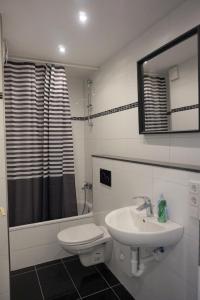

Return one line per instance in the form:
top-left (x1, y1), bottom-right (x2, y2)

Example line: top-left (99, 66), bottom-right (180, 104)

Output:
top-left (4, 58), bottom-right (96, 271)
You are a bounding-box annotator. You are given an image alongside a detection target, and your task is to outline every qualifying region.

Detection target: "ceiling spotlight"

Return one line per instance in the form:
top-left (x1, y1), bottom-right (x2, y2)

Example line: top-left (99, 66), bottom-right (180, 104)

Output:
top-left (144, 61), bottom-right (148, 65)
top-left (79, 11), bottom-right (88, 24)
top-left (58, 45), bottom-right (66, 54)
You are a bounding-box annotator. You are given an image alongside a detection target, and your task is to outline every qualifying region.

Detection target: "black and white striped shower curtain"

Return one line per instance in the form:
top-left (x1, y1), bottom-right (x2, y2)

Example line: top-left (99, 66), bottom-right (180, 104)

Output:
top-left (4, 61), bottom-right (77, 226)
top-left (144, 75), bottom-right (168, 131)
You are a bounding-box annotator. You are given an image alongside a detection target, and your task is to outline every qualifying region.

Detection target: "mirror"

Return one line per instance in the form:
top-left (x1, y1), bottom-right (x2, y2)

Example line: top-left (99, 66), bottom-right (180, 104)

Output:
top-left (137, 26), bottom-right (200, 134)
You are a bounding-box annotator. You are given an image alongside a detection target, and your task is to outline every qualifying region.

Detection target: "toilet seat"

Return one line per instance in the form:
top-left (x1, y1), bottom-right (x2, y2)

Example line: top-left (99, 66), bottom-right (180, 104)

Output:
top-left (57, 223), bottom-right (104, 246)
top-left (57, 223), bottom-right (112, 259)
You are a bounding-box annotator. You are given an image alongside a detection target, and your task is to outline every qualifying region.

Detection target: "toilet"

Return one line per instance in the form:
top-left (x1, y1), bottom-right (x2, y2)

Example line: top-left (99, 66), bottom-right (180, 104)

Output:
top-left (57, 223), bottom-right (112, 266)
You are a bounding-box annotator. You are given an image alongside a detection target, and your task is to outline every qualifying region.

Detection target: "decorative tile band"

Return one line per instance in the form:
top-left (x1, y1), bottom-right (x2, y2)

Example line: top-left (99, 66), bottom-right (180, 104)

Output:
top-left (71, 101), bottom-right (138, 121)
top-left (90, 102), bottom-right (138, 119)
top-left (167, 104), bottom-right (199, 115)
top-left (71, 116), bottom-right (86, 121)
top-left (71, 101), bottom-right (198, 120)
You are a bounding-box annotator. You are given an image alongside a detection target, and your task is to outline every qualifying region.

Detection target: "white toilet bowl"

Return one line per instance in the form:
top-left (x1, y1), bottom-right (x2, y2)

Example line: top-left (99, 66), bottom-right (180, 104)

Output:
top-left (57, 223), bottom-right (112, 266)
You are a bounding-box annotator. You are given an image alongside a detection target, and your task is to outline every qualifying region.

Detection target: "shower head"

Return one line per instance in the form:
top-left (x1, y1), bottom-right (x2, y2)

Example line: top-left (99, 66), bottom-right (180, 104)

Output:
top-left (87, 79), bottom-right (93, 85)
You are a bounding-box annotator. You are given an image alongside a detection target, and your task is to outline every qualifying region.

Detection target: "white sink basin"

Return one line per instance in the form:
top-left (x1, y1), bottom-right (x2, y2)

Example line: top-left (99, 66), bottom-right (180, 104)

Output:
top-left (105, 206), bottom-right (183, 247)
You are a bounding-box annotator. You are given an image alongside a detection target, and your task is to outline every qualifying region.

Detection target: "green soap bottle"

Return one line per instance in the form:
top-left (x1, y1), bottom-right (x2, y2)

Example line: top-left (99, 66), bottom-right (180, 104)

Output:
top-left (158, 194), bottom-right (168, 223)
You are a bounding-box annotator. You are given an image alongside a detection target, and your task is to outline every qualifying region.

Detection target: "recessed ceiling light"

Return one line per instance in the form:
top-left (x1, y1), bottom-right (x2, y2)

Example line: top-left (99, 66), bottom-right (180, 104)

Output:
top-left (79, 11), bottom-right (88, 24)
top-left (144, 61), bottom-right (148, 65)
top-left (58, 45), bottom-right (66, 54)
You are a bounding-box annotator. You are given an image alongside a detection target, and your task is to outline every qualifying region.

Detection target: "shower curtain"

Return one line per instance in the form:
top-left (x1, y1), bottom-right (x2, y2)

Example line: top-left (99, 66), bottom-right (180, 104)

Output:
top-left (4, 61), bottom-right (77, 227)
top-left (144, 74), bottom-right (168, 131)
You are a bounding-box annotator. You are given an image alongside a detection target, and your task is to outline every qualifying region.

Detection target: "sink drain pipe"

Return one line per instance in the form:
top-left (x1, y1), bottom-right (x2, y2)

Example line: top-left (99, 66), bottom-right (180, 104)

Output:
top-left (131, 247), bottom-right (165, 277)
top-left (131, 248), bottom-right (145, 277)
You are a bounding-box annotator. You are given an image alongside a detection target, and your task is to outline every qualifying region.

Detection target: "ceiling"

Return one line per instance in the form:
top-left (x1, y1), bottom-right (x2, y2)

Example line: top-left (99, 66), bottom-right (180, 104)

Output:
top-left (0, 0), bottom-right (185, 67)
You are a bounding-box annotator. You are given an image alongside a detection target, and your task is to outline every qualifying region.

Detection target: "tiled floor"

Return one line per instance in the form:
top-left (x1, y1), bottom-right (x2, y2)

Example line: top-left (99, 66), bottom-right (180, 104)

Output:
top-left (11, 256), bottom-right (135, 300)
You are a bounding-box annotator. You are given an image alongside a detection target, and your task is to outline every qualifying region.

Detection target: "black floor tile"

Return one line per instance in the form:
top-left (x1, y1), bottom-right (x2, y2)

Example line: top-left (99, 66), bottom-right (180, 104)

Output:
top-left (11, 266), bottom-right (35, 276)
top-left (36, 259), bottom-right (61, 269)
top-left (83, 288), bottom-right (118, 299)
top-left (11, 270), bottom-right (43, 300)
top-left (11, 258), bottom-right (135, 300)
top-left (96, 264), bottom-right (119, 286)
top-left (64, 259), bottom-right (109, 297)
top-left (62, 255), bottom-right (79, 263)
top-left (37, 263), bottom-right (79, 300)
top-left (113, 284), bottom-right (135, 300)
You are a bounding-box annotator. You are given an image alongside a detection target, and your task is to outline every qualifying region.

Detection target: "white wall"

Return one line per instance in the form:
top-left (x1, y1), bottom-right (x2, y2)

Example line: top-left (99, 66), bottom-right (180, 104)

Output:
top-left (93, 157), bottom-right (199, 300)
top-left (169, 56), bottom-right (198, 130)
top-left (85, 0), bottom-right (200, 184)
top-left (0, 17), bottom-right (10, 300)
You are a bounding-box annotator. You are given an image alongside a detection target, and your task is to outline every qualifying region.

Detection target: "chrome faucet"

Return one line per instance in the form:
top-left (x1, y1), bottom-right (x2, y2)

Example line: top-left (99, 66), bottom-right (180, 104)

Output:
top-left (133, 196), bottom-right (154, 217)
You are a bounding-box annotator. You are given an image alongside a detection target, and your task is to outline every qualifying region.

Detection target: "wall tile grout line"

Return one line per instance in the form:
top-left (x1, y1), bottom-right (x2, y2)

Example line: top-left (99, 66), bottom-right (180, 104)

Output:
top-left (94, 266), bottom-right (120, 300)
top-left (61, 259), bottom-right (82, 300)
top-left (34, 266), bottom-right (45, 300)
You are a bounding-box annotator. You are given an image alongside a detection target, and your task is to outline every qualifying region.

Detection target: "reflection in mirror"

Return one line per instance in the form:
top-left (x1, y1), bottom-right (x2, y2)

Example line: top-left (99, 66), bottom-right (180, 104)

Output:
top-left (142, 33), bottom-right (199, 133)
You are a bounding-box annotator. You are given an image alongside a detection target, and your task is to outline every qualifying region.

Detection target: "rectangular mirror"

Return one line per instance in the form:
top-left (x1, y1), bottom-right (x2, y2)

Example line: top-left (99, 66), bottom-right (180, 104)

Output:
top-left (137, 26), bottom-right (200, 134)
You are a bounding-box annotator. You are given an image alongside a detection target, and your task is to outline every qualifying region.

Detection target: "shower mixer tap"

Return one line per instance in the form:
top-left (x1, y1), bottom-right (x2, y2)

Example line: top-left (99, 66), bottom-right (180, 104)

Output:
top-left (82, 183), bottom-right (93, 191)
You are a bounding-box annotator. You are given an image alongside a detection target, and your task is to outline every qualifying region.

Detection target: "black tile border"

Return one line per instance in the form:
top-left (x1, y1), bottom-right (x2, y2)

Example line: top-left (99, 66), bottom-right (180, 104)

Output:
top-left (0, 92), bottom-right (3, 99)
top-left (71, 101), bottom-right (199, 121)
top-left (167, 104), bottom-right (199, 115)
top-left (71, 102), bottom-right (138, 121)
top-left (90, 102), bottom-right (138, 119)
top-left (92, 154), bottom-right (200, 173)
top-left (71, 116), bottom-right (86, 121)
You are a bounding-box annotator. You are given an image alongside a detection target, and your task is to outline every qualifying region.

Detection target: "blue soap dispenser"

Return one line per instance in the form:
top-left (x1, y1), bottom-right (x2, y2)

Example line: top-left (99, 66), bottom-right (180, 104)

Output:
top-left (157, 194), bottom-right (168, 223)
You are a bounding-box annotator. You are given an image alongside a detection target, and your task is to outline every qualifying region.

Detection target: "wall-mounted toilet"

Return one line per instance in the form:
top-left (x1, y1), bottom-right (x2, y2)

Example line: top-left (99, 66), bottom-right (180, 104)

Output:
top-left (57, 223), bottom-right (112, 266)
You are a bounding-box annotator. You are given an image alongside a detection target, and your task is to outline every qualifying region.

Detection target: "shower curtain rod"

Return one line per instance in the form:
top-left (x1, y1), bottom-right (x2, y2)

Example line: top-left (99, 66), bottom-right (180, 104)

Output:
top-left (9, 56), bottom-right (99, 71)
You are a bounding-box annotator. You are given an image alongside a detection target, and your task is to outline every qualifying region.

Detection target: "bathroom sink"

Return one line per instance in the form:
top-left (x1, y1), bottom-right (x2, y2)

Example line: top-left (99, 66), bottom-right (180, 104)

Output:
top-left (105, 206), bottom-right (183, 247)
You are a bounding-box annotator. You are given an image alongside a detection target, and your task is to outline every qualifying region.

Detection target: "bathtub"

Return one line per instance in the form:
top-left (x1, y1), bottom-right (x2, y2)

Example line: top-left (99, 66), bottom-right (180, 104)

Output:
top-left (9, 208), bottom-right (94, 271)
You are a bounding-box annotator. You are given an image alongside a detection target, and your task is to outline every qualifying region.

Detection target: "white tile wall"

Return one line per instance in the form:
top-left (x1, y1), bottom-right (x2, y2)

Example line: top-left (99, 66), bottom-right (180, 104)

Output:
top-left (85, 0), bottom-right (200, 186)
top-left (83, 8), bottom-right (200, 298)
top-left (93, 157), bottom-right (199, 300)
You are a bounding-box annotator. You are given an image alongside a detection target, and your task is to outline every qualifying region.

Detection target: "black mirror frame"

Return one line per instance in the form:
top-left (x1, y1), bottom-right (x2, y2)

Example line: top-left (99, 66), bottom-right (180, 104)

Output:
top-left (137, 25), bottom-right (200, 135)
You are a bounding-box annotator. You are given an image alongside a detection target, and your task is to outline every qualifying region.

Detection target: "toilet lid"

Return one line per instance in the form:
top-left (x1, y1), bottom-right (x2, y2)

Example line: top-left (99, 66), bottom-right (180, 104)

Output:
top-left (58, 223), bottom-right (104, 245)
